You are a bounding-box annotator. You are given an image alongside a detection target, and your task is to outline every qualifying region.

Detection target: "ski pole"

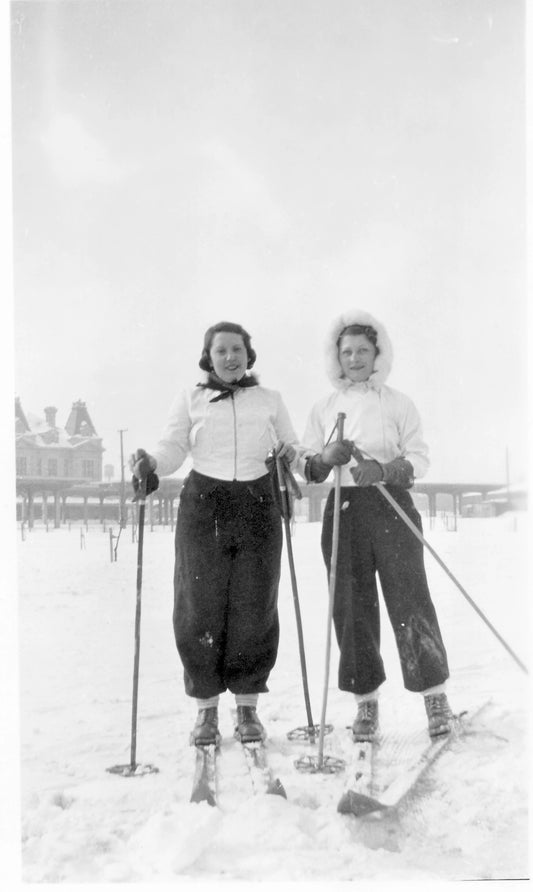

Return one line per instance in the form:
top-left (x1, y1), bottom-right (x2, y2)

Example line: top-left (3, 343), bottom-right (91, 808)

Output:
top-left (276, 454), bottom-right (320, 743)
top-left (107, 473), bottom-right (158, 777)
top-left (317, 412), bottom-right (346, 769)
top-left (349, 443), bottom-right (528, 676)
top-left (295, 416), bottom-right (347, 773)
top-left (375, 480), bottom-right (528, 676)
top-left (129, 475), bottom-right (146, 768)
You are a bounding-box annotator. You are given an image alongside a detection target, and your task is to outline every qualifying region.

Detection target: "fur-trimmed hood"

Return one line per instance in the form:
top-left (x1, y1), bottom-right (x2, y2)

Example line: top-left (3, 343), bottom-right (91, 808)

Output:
top-left (325, 309), bottom-right (393, 390)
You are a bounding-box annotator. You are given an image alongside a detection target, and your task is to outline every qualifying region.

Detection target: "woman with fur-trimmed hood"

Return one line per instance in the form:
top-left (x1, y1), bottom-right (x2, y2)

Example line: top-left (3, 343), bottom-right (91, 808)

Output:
top-left (300, 309), bottom-right (452, 741)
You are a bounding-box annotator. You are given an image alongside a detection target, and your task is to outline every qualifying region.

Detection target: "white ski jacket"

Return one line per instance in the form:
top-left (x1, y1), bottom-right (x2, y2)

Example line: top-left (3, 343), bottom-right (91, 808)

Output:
top-left (151, 383), bottom-right (298, 482)
top-left (299, 309), bottom-right (430, 487)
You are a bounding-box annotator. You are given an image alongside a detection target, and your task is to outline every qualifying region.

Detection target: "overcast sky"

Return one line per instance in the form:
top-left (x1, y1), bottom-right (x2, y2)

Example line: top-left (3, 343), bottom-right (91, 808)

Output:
top-left (8, 0), bottom-right (528, 484)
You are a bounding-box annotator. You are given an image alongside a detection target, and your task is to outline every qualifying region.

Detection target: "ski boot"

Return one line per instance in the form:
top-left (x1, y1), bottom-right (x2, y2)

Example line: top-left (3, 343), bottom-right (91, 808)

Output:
top-left (234, 706), bottom-right (266, 743)
top-left (424, 692), bottom-right (453, 738)
top-left (190, 707), bottom-right (221, 746)
top-left (352, 699), bottom-right (379, 742)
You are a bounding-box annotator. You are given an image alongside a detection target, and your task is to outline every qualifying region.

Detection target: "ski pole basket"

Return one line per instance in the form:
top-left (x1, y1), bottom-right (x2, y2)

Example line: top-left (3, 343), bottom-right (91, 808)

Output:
top-left (287, 723), bottom-right (334, 742)
top-left (294, 753), bottom-right (346, 774)
top-left (107, 762), bottom-right (159, 778)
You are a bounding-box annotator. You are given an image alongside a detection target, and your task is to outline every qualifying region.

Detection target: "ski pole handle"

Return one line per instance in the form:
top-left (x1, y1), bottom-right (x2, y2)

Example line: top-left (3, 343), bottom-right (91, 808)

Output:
top-left (336, 413), bottom-right (346, 444)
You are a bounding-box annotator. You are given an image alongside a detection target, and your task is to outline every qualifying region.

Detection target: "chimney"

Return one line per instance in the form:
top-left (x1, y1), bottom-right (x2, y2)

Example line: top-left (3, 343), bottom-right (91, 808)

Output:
top-left (44, 406), bottom-right (58, 428)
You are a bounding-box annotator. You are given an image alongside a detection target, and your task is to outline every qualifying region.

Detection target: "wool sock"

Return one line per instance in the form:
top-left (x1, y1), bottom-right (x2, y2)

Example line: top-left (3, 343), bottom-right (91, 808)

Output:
top-left (195, 696), bottom-right (220, 710)
top-left (421, 684), bottom-right (447, 698)
top-left (235, 693), bottom-right (259, 708)
top-left (354, 688), bottom-right (380, 704)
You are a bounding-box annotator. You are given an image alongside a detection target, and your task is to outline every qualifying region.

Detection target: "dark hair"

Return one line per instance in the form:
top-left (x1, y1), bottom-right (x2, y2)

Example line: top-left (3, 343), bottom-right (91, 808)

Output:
top-left (199, 321), bottom-right (257, 371)
top-left (337, 324), bottom-right (379, 354)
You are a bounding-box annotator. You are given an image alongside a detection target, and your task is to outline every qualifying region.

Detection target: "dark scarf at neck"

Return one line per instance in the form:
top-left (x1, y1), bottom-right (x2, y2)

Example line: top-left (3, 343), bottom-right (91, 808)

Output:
top-left (197, 372), bottom-right (259, 403)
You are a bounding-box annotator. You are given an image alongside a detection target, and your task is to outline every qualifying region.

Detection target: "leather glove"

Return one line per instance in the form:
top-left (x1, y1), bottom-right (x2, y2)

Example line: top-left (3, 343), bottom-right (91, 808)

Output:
top-left (273, 440), bottom-right (296, 463)
top-left (305, 455), bottom-right (331, 483)
top-left (350, 460), bottom-right (384, 487)
top-left (130, 448), bottom-right (157, 477)
top-left (130, 449), bottom-right (159, 500)
top-left (320, 440), bottom-right (353, 467)
top-left (306, 438), bottom-right (353, 483)
top-left (381, 457), bottom-right (414, 488)
top-left (132, 472), bottom-right (159, 500)
top-left (265, 447), bottom-right (302, 517)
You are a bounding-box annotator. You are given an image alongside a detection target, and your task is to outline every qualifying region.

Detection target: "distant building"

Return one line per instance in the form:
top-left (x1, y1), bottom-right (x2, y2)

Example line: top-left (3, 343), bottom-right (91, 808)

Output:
top-left (15, 398), bottom-right (104, 482)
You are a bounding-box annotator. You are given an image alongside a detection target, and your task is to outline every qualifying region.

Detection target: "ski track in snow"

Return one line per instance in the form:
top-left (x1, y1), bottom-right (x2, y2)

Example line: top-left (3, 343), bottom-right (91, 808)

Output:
top-left (15, 513), bottom-right (529, 883)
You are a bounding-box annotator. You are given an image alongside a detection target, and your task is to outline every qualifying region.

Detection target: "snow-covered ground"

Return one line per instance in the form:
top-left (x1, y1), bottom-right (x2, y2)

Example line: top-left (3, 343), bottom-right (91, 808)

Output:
top-left (9, 510), bottom-right (531, 885)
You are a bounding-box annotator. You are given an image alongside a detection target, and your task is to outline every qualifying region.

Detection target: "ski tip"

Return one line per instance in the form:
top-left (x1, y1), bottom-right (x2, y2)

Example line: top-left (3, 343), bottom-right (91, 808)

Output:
top-left (337, 789), bottom-right (384, 817)
top-left (190, 782), bottom-right (216, 807)
top-left (267, 778), bottom-right (287, 799)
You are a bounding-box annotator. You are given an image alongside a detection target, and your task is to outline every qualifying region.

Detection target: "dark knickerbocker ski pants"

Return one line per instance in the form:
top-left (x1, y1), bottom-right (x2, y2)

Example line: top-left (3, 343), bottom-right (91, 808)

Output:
top-left (321, 485), bottom-right (449, 696)
top-left (173, 470), bottom-right (282, 699)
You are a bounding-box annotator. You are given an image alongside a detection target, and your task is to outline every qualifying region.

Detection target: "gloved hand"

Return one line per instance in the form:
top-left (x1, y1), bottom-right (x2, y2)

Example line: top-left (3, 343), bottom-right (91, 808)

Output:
top-left (266, 445), bottom-right (302, 516)
top-left (130, 449), bottom-right (159, 499)
top-left (320, 440), bottom-right (353, 467)
top-left (381, 457), bottom-right (414, 488)
top-left (350, 460), bottom-right (383, 487)
top-left (305, 455), bottom-right (331, 483)
top-left (273, 440), bottom-right (296, 463)
top-left (306, 439), bottom-right (353, 483)
top-left (130, 448), bottom-right (157, 478)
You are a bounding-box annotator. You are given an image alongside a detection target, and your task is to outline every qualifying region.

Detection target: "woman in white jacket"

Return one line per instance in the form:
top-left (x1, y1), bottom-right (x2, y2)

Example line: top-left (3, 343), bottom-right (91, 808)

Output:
top-left (300, 309), bottom-right (452, 742)
top-left (132, 321), bottom-right (298, 747)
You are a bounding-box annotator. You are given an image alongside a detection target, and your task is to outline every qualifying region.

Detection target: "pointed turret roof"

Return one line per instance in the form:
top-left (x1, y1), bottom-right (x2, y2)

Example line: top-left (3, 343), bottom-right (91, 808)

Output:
top-left (15, 397), bottom-right (31, 434)
top-left (64, 400), bottom-right (98, 437)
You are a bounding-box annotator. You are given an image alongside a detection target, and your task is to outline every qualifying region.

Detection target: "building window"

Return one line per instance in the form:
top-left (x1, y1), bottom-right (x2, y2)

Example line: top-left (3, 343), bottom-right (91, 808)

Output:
top-left (64, 459), bottom-right (69, 477)
top-left (48, 459), bottom-right (58, 476)
top-left (82, 460), bottom-right (94, 479)
top-left (36, 459), bottom-right (42, 475)
top-left (16, 457), bottom-right (27, 476)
